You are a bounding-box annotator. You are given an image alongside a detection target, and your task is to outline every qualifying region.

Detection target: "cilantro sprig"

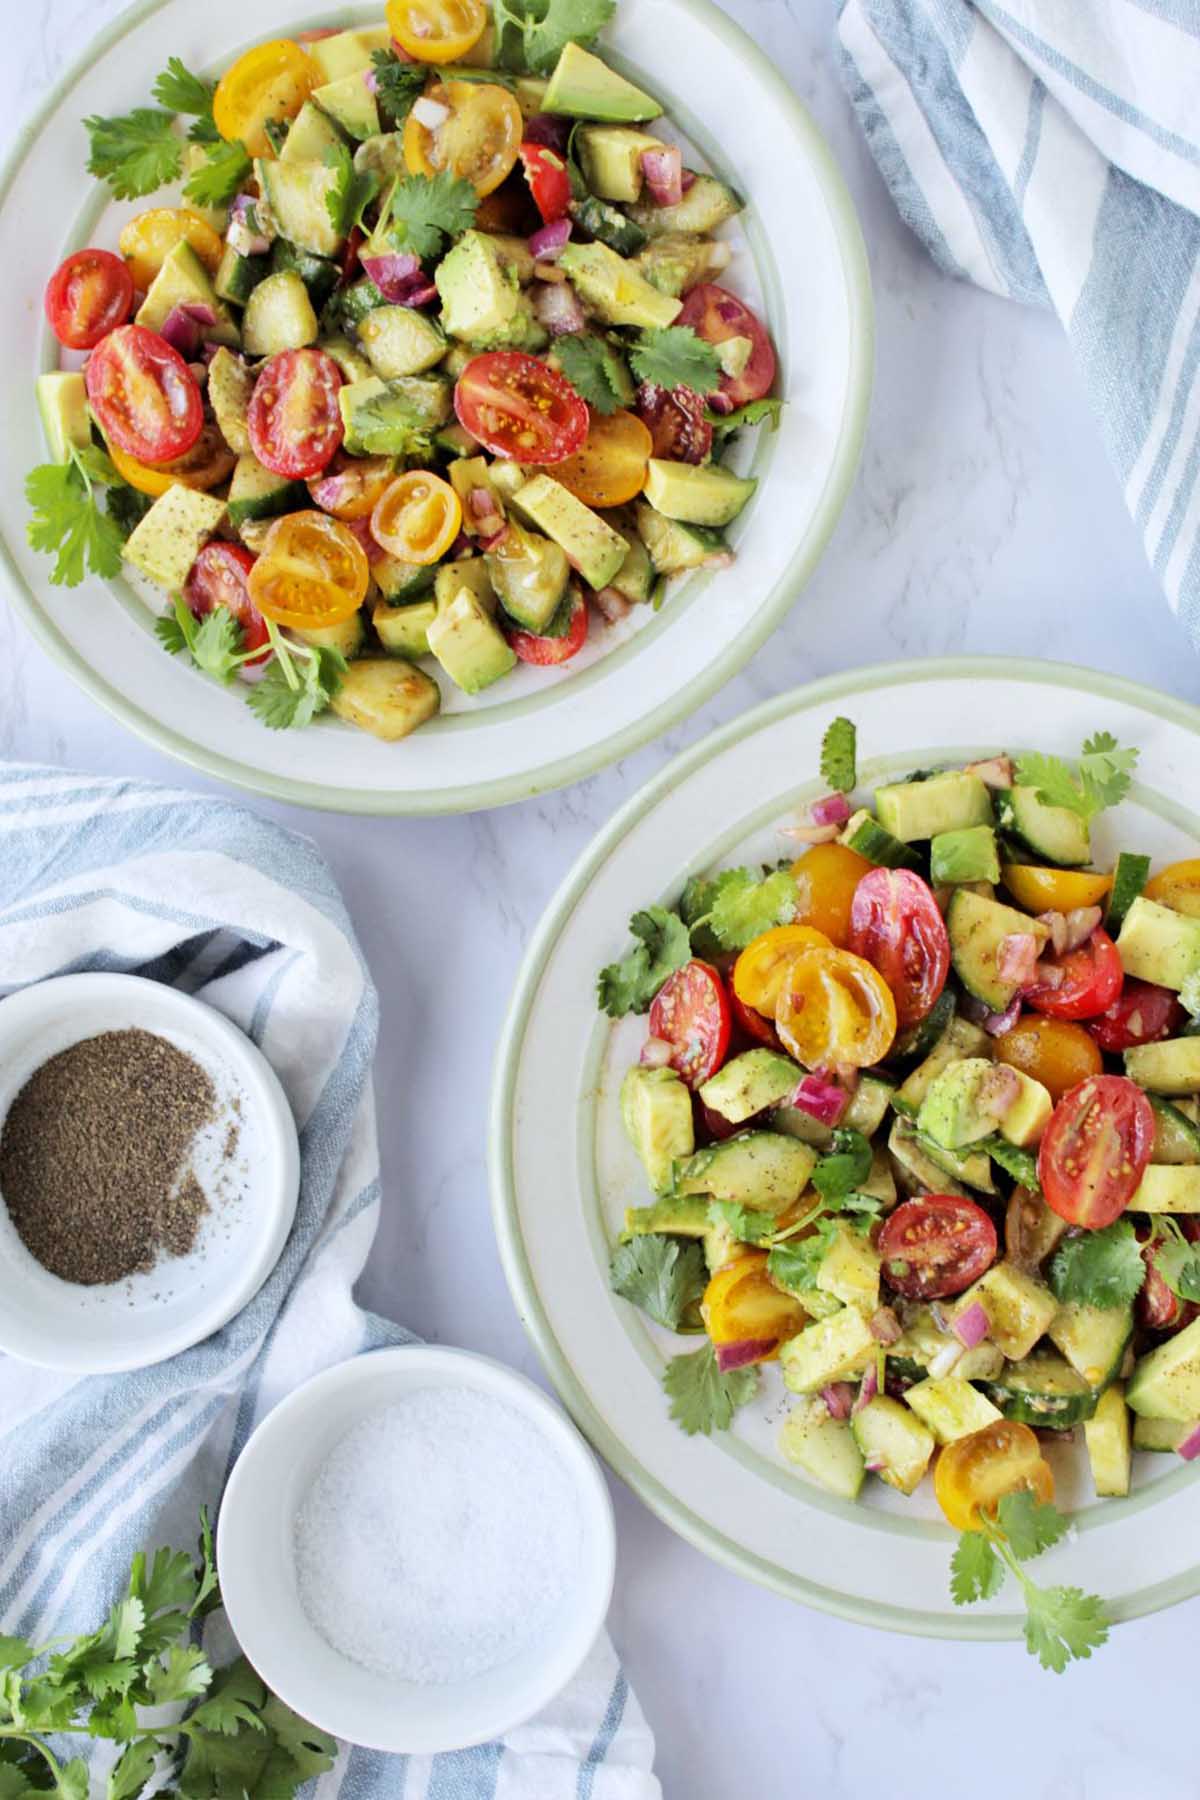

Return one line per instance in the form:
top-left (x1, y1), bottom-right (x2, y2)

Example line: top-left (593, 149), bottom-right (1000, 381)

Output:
top-left (820, 716), bottom-right (857, 794)
top-left (629, 326), bottom-right (721, 395)
top-left (661, 1339), bottom-right (760, 1435)
top-left (553, 333), bottom-right (631, 414)
top-left (706, 396), bottom-right (783, 436)
top-left (609, 1234), bottom-right (706, 1330)
top-left (687, 865), bottom-right (800, 954)
top-left (151, 57), bottom-right (218, 141)
top-left (25, 447), bottom-right (129, 588)
top-left (324, 142), bottom-right (381, 237)
top-left (0, 1510), bottom-right (335, 1796)
top-left (157, 604), bottom-right (346, 731)
top-left (1048, 1219), bottom-right (1145, 1310)
top-left (370, 49), bottom-right (429, 124)
top-left (950, 1491), bottom-right (1110, 1671)
top-left (1015, 732), bottom-right (1138, 827)
top-left (1149, 1216), bottom-right (1200, 1303)
top-left (184, 137), bottom-right (252, 208)
top-left (382, 171), bottom-right (478, 261)
top-left (596, 904), bottom-right (691, 1016)
top-left (84, 106), bottom-right (181, 200)
top-left (493, 0), bottom-right (617, 73)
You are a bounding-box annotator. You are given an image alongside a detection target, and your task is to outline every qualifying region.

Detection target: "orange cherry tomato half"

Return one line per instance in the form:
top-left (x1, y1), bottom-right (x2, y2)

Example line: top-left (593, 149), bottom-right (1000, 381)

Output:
top-left (248, 348), bottom-right (344, 481)
top-left (507, 589), bottom-right (588, 664)
top-left (85, 324), bottom-right (202, 464)
top-left (934, 1420), bottom-right (1054, 1532)
top-left (1037, 1073), bottom-right (1155, 1229)
top-left (454, 351), bottom-right (588, 464)
top-left (648, 960), bottom-right (731, 1089)
top-left (402, 80), bottom-right (523, 197)
top-left (790, 841), bottom-right (873, 947)
top-left (212, 39), bottom-right (316, 157)
top-left (308, 453), bottom-right (394, 520)
top-left (1145, 858), bottom-right (1200, 919)
top-left (370, 470), bottom-right (462, 563)
top-left (106, 424), bottom-right (236, 497)
top-left (546, 408), bottom-right (653, 508)
top-left (44, 249), bottom-right (133, 350)
top-left (386, 0), bottom-right (487, 61)
top-left (848, 868), bottom-right (950, 1030)
top-left (775, 946), bottom-right (897, 1071)
top-left (118, 208), bottom-right (223, 291)
top-left (1001, 863), bottom-right (1112, 914)
top-left (247, 511), bottom-right (369, 630)
top-left (993, 1015), bottom-right (1103, 1101)
top-left (702, 1253), bottom-right (809, 1362)
top-left (878, 1195), bottom-right (997, 1301)
top-left (732, 924), bottom-right (830, 1017)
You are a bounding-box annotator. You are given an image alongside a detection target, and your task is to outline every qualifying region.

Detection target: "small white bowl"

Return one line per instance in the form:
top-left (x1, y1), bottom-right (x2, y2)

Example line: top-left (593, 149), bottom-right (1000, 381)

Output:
top-left (0, 972), bottom-right (300, 1372)
top-left (217, 1346), bottom-right (616, 1754)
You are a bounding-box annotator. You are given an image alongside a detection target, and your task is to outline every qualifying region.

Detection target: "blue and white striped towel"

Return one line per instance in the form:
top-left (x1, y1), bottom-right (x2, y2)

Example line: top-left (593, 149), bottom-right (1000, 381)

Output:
top-left (0, 760), bottom-right (659, 1800)
top-left (836, 0), bottom-right (1200, 647)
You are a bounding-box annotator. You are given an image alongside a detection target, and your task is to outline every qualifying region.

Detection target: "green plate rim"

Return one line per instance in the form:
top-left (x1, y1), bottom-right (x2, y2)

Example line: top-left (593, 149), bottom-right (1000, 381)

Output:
top-left (488, 655), bottom-right (1200, 1638)
top-left (0, 0), bottom-right (873, 817)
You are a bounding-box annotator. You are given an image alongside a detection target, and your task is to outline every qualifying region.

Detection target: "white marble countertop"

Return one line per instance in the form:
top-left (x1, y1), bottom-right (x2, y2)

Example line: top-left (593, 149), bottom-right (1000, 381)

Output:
top-left (4, 3), bottom-right (1200, 1795)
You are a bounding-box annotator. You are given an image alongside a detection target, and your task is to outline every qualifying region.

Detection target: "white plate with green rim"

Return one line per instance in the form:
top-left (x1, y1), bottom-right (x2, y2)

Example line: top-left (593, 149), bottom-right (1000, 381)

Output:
top-left (0, 0), bottom-right (871, 816)
top-left (490, 658), bottom-right (1200, 1635)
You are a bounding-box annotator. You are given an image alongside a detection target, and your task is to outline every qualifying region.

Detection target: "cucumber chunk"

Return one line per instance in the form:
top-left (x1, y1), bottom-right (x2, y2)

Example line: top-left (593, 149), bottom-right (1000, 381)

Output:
top-left (329, 657), bottom-right (439, 740)
top-left (840, 810), bottom-right (921, 871)
top-left (1048, 1302), bottom-right (1132, 1388)
top-left (779, 1403), bottom-right (865, 1500)
top-left (850, 1395), bottom-right (935, 1494)
top-left (903, 1375), bottom-right (1002, 1445)
top-left (1106, 852), bottom-right (1151, 932)
top-left (780, 1306), bottom-right (876, 1392)
top-left (998, 785), bottom-right (1090, 866)
top-left (242, 272), bottom-right (318, 356)
top-left (1127, 1315), bottom-right (1200, 1420)
top-left (946, 888), bottom-right (1051, 1013)
top-left (675, 1131), bottom-right (817, 1213)
top-left (1084, 1383), bottom-right (1132, 1496)
top-left (982, 1350), bottom-right (1098, 1429)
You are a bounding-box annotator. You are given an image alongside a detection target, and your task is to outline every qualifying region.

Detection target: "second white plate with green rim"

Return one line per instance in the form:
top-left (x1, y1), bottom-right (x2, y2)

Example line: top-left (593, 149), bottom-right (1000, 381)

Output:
top-left (0, 0), bottom-right (871, 815)
top-left (490, 657), bottom-right (1200, 1636)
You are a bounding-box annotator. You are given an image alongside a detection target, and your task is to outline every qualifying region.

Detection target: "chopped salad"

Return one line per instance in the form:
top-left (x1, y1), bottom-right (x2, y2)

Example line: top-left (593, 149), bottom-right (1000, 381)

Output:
top-left (27, 0), bottom-right (778, 739)
top-left (599, 719), bottom-right (1200, 1667)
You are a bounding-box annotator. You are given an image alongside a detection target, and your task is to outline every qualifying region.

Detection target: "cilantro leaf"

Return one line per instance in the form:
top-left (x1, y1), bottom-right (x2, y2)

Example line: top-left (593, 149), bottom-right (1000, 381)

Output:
top-left (144, 1644), bottom-right (211, 1706)
top-left (106, 1739), bottom-right (161, 1800)
top-left (25, 450), bottom-right (126, 588)
top-left (629, 326), bottom-right (721, 395)
top-left (493, 0), bottom-right (617, 73)
top-left (995, 1490), bottom-right (1071, 1561)
top-left (553, 333), bottom-right (630, 414)
top-left (154, 595), bottom-right (244, 684)
top-left (1151, 1229), bottom-right (1200, 1303)
top-left (183, 137), bottom-right (252, 208)
top-left (696, 867), bottom-right (799, 953)
top-left (1014, 733), bottom-right (1138, 828)
top-left (707, 1200), bottom-right (776, 1246)
top-left (370, 49), bottom-right (428, 123)
top-left (245, 643), bottom-right (346, 731)
top-left (706, 396), bottom-right (783, 436)
top-left (811, 1128), bottom-right (873, 1201)
top-left (767, 1237), bottom-right (827, 1294)
top-left (985, 1135), bottom-right (1040, 1192)
top-left (384, 171), bottom-right (478, 260)
top-left (662, 1341), bottom-right (759, 1436)
top-left (1049, 1219), bottom-right (1144, 1310)
top-left (105, 482), bottom-right (151, 538)
top-left (324, 141), bottom-right (380, 236)
top-left (1023, 1585), bottom-right (1110, 1673)
top-left (151, 57), bottom-right (218, 141)
top-left (949, 1531), bottom-right (1004, 1605)
top-left (820, 716), bottom-right (856, 794)
top-left (609, 1234), bottom-right (706, 1329)
top-left (596, 904), bottom-right (691, 1016)
top-left (84, 108), bottom-right (181, 199)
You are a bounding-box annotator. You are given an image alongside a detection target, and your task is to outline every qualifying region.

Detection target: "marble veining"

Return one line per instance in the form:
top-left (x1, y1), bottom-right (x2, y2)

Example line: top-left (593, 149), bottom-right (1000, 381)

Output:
top-left (3, 0), bottom-right (1200, 1794)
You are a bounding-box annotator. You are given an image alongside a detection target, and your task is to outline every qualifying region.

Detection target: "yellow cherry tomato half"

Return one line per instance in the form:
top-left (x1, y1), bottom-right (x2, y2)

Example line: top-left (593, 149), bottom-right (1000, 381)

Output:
top-left (732, 924), bottom-right (831, 1017)
top-left (1001, 863), bottom-right (1112, 914)
top-left (1145, 858), bottom-right (1200, 920)
top-left (993, 1014), bottom-right (1103, 1102)
top-left (247, 511), bottom-right (369, 629)
top-left (387, 0), bottom-right (487, 61)
top-left (402, 80), bottom-right (523, 196)
top-left (546, 408), bottom-right (653, 509)
top-left (370, 470), bottom-right (462, 564)
top-left (934, 1420), bottom-right (1055, 1532)
top-left (701, 1253), bottom-right (809, 1360)
top-left (790, 841), bottom-right (873, 947)
top-left (118, 208), bottom-right (224, 291)
top-left (212, 40), bottom-right (317, 157)
top-left (775, 945), bottom-right (897, 1070)
top-left (308, 453), bottom-right (395, 521)
top-left (106, 424), bottom-right (237, 497)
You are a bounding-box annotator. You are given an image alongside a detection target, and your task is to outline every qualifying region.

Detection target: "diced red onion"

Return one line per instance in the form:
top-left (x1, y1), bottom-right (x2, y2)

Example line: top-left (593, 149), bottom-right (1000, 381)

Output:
top-left (535, 279), bottom-right (586, 337)
top-left (186, 361), bottom-right (208, 387)
top-left (707, 389), bottom-right (735, 415)
top-left (159, 303), bottom-right (217, 357)
top-left (791, 1072), bottom-right (848, 1127)
top-left (854, 1363), bottom-right (879, 1412)
top-left (715, 1338), bottom-right (774, 1373)
top-left (703, 549), bottom-right (735, 570)
top-left (702, 1102), bottom-right (741, 1142)
top-left (412, 96), bottom-right (450, 130)
top-left (1034, 958), bottom-right (1066, 989)
top-left (523, 112), bottom-right (572, 153)
top-left (360, 252), bottom-right (422, 299)
top-left (927, 1341), bottom-right (964, 1379)
top-left (821, 1382), bottom-right (854, 1421)
top-left (952, 1300), bottom-right (990, 1349)
top-left (965, 756), bottom-right (1013, 789)
top-left (640, 1036), bottom-right (673, 1068)
top-left (468, 486), bottom-right (504, 534)
top-left (1039, 910), bottom-right (1069, 956)
top-left (529, 216), bottom-right (572, 260)
top-left (962, 992), bottom-right (1023, 1036)
top-left (1064, 906), bottom-right (1102, 951)
top-left (403, 282), bottom-right (439, 309)
top-left (979, 1062), bottom-right (1021, 1120)
top-left (782, 821), bottom-right (841, 845)
top-left (680, 168), bottom-right (697, 193)
top-left (237, 652), bottom-right (274, 685)
top-left (869, 1306), bottom-right (902, 1346)
top-left (363, 66), bottom-right (380, 94)
top-left (390, 35), bottom-right (415, 59)
top-left (930, 1302), bottom-right (951, 1334)
top-left (997, 931), bottom-right (1041, 987)
top-left (594, 585), bottom-right (632, 624)
top-left (1176, 1421), bottom-right (1200, 1461)
top-left (200, 342), bottom-right (222, 366)
top-left (811, 792), bottom-right (852, 828)
top-left (447, 530), bottom-right (474, 560)
top-left (863, 1457), bottom-right (886, 1474)
top-left (642, 145), bottom-right (683, 207)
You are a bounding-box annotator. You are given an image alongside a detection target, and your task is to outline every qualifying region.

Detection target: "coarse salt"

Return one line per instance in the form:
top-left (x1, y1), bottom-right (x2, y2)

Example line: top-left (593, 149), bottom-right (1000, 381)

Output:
top-left (293, 1385), bottom-right (583, 1685)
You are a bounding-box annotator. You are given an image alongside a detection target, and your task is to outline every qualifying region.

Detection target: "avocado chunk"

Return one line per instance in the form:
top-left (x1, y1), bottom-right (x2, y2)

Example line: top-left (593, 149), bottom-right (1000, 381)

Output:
top-left (779, 1403), bottom-right (865, 1499)
top-left (206, 349), bottom-right (254, 455)
top-left (542, 42), bottom-right (662, 122)
top-left (449, 456), bottom-right (507, 538)
top-left (559, 240), bottom-right (681, 329)
top-left (576, 126), bottom-right (665, 201)
top-left (946, 888), bottom-right (1051, 1014)
top-left (358, 305), bottom-right (447, 377)
top-left (699, 1049), bottom-right (800, 1126)
top-left (622, 1193), bottom-right (711, 1239)
top-left (292, 611), bottom-right (366, 660)
top-left (621, 1064), bottom-right (695, 1194)
top-left (1131, 1165), bottom-right (1200, 1213)
top-left (330, 657), bottom-right (439, 740)
top-left (815, 1223), bottom-right (881, 1315)
top-left (464, 296), bottom-right (549, 355)
top-left (850, 1395), bottom-right (935, 1495)
top-left (633, 233), bottom-right (732, 298)
top-left (36, 371), bottom-right (91, 463)
top-left (1083, 1384), bottom-right (1131, 1497)
top-left (1126, 1036), bottom-right (1200, 1096)
top-left (875, 770), bottom-right (993, 843)
top-left (674, 1131), bottom-right (817, 1212)
top-left (918, 1057), bottom-right (1052, 1151)
top-left (339, 375), bottom-right (451, 456)
top-left (781, 1306), bottom-right (875, 1392)
top-left (313, 71), bottom-right (380, 141)
top-left (307, 25), bottom-right (391, 82)
top-left (123, 485), bottom-right (225, 592)
top-left (281, 99), bottom-right (345, 164)
top-left (374, 555), bottom-right (435, 604)
top-left (1116, 896), bottom-right (1200, 993)
top-left (372, 599), bottom-right (437, 657)
top-left (485, 521), bottom-right (569, 631)
top-left (950, 1262), bottom-right (1058, 1362)
top-left (512, 475), bottom-right (628, 589)
top-left (930, 824), bottom-right (1000, 887)
top-left (627, 174), bottom-right (742, 239)
top-left (434, 557), bottom-right (493, 616)
top-left (426, 585), bottom-right (516, 694)
top-left (634, 500), bottom-right (726, 574)
top-left (903, 1376), bottom-right (1002, 1445)
top-left (256, 158), bottom-right (344, 258)
top-left (643, 459), bottom-right (756, 528)
top-left (436, 230), bottom-right (521, 341)
top-left (1127, 1314), bottom-right (1200, 1420)
top-left (319, 332), bottom-right (375, 383)
top-left (137, 240), bottom-right (239, 347)
top-left (607, 521), bottom-right (654, 601)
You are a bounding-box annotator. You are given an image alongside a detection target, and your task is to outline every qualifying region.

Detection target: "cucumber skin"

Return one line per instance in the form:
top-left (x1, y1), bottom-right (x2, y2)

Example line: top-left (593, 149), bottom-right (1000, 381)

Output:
top-left (1107, 851), bottom-right (1151, 932)
top-left (842, 813), bottom-right (922, 871)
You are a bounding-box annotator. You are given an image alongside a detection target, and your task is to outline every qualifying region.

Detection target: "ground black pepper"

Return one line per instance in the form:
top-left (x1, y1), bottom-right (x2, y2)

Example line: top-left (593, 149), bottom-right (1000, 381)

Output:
top-left (0, 1028), bottom-right (217, 1285)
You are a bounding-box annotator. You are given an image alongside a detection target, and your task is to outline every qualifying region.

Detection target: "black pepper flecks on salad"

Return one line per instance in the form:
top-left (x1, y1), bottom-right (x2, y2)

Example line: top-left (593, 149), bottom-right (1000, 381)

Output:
top-left (27, 0), bottom-right (779, 739)
top-left (599, 718), bottom-right (1200, 1668)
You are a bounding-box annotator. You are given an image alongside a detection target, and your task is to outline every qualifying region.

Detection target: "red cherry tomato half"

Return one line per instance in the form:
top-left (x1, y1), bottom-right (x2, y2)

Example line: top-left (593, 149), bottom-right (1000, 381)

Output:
top-left (248, 348), bottom-right (344, 479)
top-left (183, 543), bottom-right (271, 666)
top-left (648, 960), bottom-right (732, 1089)
top-left (1023, 927), bottom-right (1124, 1022)
top-left (677, 281), bottom-right (776, 409)
top-left (1038, 1073), bottom-right (1155, 1229)
top-left (730, 988), bottom-right (782, 1051)
top-left (1089, 977), bottom-right (1186, 1053)
top-left (635, 381), bottom-right (712, 465)
top-left (519, 141), bottom-right (571, 223)
top-left (507, 591), bottom-right (588, 664)
top-left (454, 351), bottom-right (588, 464)
top-left (44, 248), bottom-right (134, 350)
top-left (878, 1195), bottom-right (998, 1301)
top-left (1138, 1220), bottom-right (1200, 1332)
top-left (847, 867), bottom-right (950, 1030)
top-left (85, 324), bottom-right (202, 464)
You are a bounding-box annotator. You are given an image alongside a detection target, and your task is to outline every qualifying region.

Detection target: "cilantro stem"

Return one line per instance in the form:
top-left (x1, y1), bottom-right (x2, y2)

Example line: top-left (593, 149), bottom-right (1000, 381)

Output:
top-left (0, 1728), bottom-right (64, 1779)
top-left (265, 620), bottom-right (300, 690)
